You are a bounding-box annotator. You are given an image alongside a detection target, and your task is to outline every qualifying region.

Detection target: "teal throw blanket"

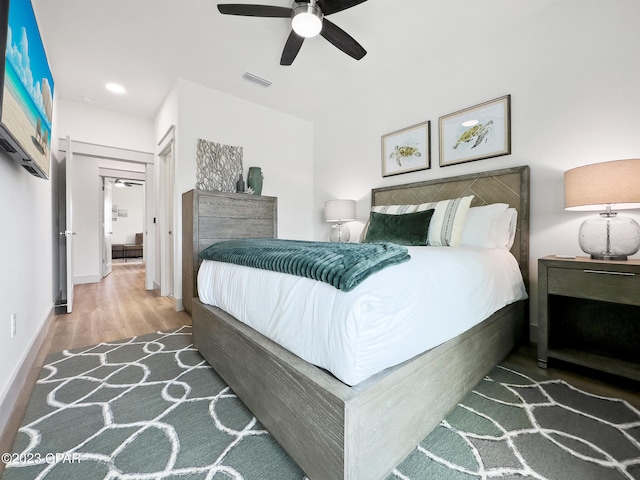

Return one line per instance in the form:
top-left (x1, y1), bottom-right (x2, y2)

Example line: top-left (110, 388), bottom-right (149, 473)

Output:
top-left (199, 238), bottom-right (410, 292)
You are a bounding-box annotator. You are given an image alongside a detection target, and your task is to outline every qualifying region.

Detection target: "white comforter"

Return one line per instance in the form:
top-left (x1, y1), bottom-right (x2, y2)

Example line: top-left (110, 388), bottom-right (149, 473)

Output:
top-left (197, 246), bottom-right (527, 386)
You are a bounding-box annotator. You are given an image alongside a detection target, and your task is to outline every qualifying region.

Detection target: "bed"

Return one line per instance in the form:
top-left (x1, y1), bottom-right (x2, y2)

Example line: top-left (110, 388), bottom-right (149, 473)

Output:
top-left (191, 165), bottom-right (530, 480)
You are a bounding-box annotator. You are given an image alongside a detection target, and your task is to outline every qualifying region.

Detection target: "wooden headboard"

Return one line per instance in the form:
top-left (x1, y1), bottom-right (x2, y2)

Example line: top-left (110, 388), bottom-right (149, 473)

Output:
top-left (371, 166), bottom-right (530, 289)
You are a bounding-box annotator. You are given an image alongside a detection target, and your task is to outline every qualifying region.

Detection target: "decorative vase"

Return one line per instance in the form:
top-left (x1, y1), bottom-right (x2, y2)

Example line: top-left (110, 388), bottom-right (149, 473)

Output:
top-left (247, 167), bottom-right (263, 195)
top-left (236, 173), bottom-right (245, 193)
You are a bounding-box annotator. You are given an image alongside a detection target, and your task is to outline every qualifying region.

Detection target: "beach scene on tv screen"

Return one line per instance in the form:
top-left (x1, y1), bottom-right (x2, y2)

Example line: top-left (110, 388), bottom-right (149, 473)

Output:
top-left (3, 0), bottom-right (54, 176)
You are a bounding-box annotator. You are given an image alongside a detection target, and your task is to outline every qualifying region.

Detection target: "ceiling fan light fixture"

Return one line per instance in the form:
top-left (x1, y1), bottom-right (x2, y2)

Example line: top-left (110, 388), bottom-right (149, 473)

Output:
top-left (291, 2), bottom-right (323, 38)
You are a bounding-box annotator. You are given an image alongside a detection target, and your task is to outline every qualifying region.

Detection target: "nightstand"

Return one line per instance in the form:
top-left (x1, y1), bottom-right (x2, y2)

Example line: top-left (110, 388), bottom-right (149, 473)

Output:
top-left (538, 255), bottom-right (640, 381)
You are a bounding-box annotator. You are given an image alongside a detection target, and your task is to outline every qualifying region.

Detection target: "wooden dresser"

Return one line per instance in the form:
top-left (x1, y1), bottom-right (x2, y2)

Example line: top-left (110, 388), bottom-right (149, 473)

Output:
top-left (182, 189), bottom-right (277, 314)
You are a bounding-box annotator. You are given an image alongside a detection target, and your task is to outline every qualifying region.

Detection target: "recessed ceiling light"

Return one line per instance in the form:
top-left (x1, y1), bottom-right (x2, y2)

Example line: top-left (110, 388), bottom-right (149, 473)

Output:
top-left (106, 83), bottom-right (126, 94)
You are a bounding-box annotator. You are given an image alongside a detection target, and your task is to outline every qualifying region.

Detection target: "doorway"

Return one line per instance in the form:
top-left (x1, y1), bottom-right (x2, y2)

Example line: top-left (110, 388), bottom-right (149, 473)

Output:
top-left (102, 176), bottom-right (145, 275)
top-left (59, 139), bottom-right (156, 312)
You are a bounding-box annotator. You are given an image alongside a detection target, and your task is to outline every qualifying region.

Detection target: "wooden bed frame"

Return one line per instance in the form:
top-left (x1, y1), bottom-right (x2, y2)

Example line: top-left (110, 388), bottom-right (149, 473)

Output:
top-left (191, 165), bottom-right (530, 480)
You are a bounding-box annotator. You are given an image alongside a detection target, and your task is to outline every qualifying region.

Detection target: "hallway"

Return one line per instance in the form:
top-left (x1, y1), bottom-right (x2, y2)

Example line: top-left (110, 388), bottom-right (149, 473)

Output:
top-left (50, 262), bottom-right (190, 352)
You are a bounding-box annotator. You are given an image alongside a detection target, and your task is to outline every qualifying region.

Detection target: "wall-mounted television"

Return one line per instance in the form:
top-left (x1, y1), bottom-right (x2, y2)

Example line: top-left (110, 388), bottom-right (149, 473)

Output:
top-left (0, 0), bottom-right (54, 179)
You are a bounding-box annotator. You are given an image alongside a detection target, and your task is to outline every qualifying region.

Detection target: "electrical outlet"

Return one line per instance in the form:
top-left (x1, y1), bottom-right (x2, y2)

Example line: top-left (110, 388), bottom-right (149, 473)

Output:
top-left (10, 313), bottom-right (16, 338)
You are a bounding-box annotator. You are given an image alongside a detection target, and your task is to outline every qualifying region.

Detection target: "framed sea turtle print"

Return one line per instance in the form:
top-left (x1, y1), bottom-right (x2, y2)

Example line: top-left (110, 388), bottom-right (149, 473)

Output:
top-left (439, 95), bottom-right (511, 167)
top-left (381, 120), bottom-right (431, 177)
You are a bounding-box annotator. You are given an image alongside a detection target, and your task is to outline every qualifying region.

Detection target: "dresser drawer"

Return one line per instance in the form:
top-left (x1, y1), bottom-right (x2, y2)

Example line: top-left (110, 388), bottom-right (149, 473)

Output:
top-left (547, 266), bottom-right (640, 306)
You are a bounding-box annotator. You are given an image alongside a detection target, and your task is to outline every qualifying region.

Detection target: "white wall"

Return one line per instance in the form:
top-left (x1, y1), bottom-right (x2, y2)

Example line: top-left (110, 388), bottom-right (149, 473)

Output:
top-left (112, 184), bottom-right (144, 245)
top-left (56, 100), bottom-right (154, 283)
top-left (174, 78), bottom-right (314, 240)
top-left (72, 156), bottom-right (146, 283)
top-left (312, 0), bottom-right (640, 326)
top-left (156, 78), bottom-right (314, 307)
top-left (0, 111), bottom-right (59, 435)
top-left (57, 100), bottom-right (155, 152)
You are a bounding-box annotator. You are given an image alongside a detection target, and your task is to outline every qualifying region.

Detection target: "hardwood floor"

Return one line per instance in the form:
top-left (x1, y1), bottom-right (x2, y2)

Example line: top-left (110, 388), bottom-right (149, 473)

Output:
top-left (0, 262), bottom-right (190, 472)
top-left (504, 343), bottom-right (640, 409)
top-left (48, 261), bottom-right (190, 352)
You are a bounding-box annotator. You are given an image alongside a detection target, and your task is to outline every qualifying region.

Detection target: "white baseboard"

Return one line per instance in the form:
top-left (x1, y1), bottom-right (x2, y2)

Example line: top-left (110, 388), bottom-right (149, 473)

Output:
top-left (0, 307), bottom-right (54, 454)
top-left (74, 274), bottom-right (101, 285)
top-left (174, 297), bottom-right (184, 312)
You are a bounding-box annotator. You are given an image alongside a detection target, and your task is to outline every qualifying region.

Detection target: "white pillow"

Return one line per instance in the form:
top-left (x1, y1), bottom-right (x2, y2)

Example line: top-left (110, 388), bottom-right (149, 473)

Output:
top-left (416, 195), bottom-right (474, 246)
top-left (460, 203), bottom-right (508, 248)
top-left (498, 208), bottom-right (518, 250)
top-left (460, 203), bottom-right (519, 249)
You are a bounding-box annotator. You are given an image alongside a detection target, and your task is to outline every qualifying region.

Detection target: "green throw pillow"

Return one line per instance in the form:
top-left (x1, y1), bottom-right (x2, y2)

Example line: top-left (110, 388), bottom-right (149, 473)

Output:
top-left (364, 209), bottom-right (434, 246)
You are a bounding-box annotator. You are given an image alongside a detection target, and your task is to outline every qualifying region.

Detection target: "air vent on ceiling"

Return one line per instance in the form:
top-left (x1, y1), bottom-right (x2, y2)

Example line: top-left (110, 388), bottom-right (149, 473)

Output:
top-left (242, 72), bottom-right (272, 87)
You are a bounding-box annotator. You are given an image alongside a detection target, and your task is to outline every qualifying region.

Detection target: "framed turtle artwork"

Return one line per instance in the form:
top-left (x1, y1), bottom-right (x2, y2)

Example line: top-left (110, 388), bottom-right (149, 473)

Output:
top-left (381, 120), bottom-right (431, 177)
top-left (439, 95), bottom-right (511, 167)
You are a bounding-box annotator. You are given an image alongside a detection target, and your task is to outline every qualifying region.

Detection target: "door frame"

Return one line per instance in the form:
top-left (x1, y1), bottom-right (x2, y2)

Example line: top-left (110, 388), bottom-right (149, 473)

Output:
top-left (63, 136), bottom-right (75, 313)
top-left (99, 171), bottom-right (146, 275)
top-left (101, 177), bottom-right (113, 278)
top-left (158, 126), bottom-right (176, 302)
top-left (59, 139), bottom-right (155, 290)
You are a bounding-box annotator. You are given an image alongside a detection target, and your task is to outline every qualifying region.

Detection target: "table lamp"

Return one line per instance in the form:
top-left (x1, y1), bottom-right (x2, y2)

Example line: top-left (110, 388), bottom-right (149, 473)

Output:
top-left (564, 159), bottom-right (640, 260)
top-left (324, 199), bottom-right (356, 242)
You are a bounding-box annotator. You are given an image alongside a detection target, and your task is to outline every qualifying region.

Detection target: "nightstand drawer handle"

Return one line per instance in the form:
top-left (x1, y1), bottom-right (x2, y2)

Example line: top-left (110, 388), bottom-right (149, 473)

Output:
top-left (583, 269), bottom-right (635, 277)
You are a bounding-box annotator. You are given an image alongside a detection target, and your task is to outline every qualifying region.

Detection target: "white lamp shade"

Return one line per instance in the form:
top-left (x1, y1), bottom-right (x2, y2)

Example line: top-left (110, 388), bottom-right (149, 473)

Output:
top-left (324, 199), bottom-right (356, 222)
top-left (564, 159), bottom-right (640, 211)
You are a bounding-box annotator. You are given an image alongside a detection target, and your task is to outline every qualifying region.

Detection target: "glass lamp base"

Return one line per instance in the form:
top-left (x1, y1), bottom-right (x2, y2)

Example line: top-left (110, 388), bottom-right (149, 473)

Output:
top-left (330, 223), bottom-right (350, 242)
top-left (578, 212), bottom-right (640, 261)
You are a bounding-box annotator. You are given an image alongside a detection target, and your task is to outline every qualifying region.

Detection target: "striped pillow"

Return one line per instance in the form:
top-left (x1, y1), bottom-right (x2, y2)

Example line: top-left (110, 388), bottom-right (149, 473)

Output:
top-left (416, 196), bottom-right (474, 246)
top-left (372, 204), bottom-right (418, 215)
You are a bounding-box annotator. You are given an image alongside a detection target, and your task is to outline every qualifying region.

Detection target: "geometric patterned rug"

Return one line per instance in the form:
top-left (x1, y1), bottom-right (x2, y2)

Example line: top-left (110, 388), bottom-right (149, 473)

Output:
top-left (394, 367), bottom-right (640, 480)
top-left (2, 325), bottom-right (639, 480)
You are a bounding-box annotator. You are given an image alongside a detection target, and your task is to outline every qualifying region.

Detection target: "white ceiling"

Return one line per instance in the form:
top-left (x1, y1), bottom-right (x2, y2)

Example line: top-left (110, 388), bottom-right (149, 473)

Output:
top-left (33, 0), bottom-right (554, 122)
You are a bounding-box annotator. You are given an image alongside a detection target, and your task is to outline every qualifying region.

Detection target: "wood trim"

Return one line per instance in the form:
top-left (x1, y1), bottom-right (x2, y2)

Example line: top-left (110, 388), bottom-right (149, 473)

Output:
top-left (58, 138), bottom-right (154, 164)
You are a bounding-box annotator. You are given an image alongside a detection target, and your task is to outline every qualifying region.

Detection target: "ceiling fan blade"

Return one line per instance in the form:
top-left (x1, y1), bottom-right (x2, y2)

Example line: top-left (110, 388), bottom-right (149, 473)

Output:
top-left (320, 19), bottom-right (366, 60)
top-left (217, 4), bottom-right (292, 17)
top-left (317, 0), bottom-right (367, 15)
top-left (280, 30), bottom-right (305, 65)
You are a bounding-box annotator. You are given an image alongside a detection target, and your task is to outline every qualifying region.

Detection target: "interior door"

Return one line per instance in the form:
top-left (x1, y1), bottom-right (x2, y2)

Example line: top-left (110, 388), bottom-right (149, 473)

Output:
top-left (160, 142), bottom-right (174, 297)
top-left (63, 136), bottom-right (75, 313)
top-left (103, 179), bottom-right (113, 277)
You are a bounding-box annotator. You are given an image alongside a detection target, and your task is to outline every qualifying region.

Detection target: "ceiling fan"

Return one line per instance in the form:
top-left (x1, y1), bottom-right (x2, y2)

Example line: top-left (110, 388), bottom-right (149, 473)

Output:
top-left (115, 179), bottom-right (144, 188)
top-left (217, 0), bottom-right (368, 65)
